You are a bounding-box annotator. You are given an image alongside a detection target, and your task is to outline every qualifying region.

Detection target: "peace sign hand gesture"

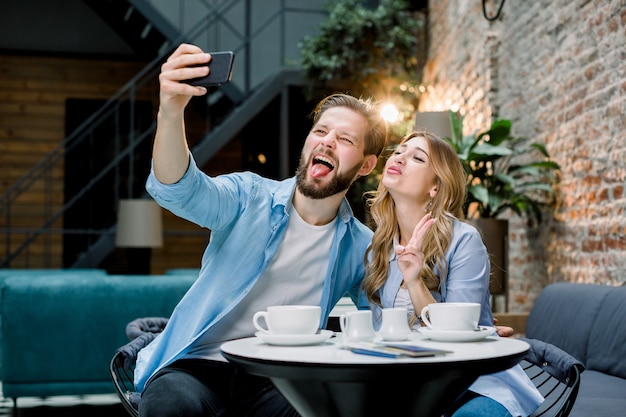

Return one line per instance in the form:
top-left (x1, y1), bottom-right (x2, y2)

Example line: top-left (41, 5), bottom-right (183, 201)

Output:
top-left (394, 213), bottom-right (436, 286)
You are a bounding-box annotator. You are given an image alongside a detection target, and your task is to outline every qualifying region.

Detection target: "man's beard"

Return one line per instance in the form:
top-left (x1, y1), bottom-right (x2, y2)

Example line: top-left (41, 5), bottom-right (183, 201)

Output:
top-left (295, 153), bottom-right (362, 199)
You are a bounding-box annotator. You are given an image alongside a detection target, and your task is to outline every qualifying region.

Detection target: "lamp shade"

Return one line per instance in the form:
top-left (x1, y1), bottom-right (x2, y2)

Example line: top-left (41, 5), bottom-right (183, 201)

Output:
top-left (115, 199), bottom-right (163, 248)
top-left (414, 111), bottom-right (453, 138)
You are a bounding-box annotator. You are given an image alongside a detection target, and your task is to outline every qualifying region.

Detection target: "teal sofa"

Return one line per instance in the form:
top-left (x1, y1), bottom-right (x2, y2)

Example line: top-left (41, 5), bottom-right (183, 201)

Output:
top-left (0, 272), bottom-right (196, 403)
top-left (0, 269), bottom-right (108, 375)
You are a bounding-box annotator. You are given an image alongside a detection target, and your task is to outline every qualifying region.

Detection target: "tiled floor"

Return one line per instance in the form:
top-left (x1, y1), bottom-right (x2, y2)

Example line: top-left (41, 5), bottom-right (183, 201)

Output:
top-left (0, 382), bottom-right (129, 417)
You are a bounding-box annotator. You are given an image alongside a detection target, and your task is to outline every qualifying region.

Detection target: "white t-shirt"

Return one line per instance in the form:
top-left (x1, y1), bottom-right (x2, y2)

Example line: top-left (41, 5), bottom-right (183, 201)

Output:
top-left (186, 205), bottom-right (336, 360)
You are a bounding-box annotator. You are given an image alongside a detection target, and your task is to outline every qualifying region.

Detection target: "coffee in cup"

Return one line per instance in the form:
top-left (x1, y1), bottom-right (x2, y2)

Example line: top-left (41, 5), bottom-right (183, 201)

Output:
top-left (253, 305), bottom-right (321, 335)
top-left (419, 302), bottom-right (480, 331)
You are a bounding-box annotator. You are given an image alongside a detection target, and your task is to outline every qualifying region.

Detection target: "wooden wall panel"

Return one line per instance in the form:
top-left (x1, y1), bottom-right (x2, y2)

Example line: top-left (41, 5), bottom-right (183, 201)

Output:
top-left (1, 54), bottom-right (242, 272)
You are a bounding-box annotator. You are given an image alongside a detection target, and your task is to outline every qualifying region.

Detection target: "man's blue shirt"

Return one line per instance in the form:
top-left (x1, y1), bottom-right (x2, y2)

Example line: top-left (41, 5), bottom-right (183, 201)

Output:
top-left (134, 156), bottom-right (372, 391)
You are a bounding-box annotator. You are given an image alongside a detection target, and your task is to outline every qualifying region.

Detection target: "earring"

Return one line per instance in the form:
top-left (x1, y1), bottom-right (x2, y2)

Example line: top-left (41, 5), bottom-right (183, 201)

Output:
top-left (424, 198), bottom-right (433, 212)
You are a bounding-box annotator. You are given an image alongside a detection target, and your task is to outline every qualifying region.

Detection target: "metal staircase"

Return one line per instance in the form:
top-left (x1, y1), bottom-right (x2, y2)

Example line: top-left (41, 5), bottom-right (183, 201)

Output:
top-left (83, 0), bottom-right (180, 59)
top-left (0, 0), bottom-right (325, 268)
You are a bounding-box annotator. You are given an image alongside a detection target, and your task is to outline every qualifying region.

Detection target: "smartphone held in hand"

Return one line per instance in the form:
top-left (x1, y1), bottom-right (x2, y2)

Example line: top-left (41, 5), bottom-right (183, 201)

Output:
top-left (184, 51), bottom-right (235, 87)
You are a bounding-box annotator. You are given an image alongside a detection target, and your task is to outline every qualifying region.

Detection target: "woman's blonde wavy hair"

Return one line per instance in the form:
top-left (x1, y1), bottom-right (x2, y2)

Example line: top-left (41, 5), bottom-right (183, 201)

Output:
top-left (363, 130), bottom-right (468, 313)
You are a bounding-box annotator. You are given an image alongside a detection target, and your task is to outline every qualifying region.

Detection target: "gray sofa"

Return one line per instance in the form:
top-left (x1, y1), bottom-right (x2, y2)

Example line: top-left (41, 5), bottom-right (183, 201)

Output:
top-left (0, 272), bottom-right (196, 403)
top-left (525, 282), bottom-right (626, 417)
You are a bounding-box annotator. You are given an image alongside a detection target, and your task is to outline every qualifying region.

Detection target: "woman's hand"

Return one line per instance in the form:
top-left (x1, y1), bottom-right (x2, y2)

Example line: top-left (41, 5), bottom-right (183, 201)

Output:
top-left (495, 326), bottom-right (515, 337)
top-left (395, 213), bottom-right (436, 285)
top-left (494, 318), bottom-right (515, 337)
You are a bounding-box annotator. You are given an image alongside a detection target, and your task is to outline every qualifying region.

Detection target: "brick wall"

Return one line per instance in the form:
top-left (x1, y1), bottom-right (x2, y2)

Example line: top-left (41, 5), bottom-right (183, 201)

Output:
top-left (419, 0), bottom-right (626, 311)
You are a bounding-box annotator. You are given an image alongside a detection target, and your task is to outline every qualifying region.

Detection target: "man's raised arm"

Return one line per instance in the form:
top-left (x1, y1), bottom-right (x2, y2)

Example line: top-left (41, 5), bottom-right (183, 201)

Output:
top-left (152, 44), bottom-right (213, 184)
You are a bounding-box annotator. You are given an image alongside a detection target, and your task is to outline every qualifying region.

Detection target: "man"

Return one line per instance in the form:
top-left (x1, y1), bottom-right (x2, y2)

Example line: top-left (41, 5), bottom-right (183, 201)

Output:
top-left (135, 43), bottom-right (388, 417)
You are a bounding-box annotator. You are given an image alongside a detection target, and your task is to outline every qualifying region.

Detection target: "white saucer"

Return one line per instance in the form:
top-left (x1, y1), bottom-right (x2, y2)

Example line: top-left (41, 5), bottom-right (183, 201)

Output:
top-left (255, 330), bottom-right (334, 346)
top-left (418, 326), bottom-right (496, 342)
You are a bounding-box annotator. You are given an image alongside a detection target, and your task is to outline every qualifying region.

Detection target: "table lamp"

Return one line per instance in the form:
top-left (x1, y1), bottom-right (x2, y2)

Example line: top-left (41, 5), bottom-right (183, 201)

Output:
top-left (115, 198), bottom-right (163, 274)
top-left (414, 111), bottom-right (453, 138)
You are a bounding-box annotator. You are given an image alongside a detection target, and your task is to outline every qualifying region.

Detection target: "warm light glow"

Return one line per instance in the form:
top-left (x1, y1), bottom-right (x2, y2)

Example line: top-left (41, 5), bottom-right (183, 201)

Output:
top-left (381, 103), bottom-right (399, 123)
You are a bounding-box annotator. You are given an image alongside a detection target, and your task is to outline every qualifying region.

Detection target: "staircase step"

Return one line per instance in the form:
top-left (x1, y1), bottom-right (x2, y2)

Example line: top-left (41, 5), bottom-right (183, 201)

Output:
top-left (83, 0), bottom-right (169, 59)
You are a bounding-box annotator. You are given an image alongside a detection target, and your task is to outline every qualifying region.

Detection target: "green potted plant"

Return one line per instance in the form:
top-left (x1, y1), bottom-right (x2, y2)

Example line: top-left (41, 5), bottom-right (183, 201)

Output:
top-left (443, 111), bottom-right (561, 309)
top-left (445, 111), bottom-right (561, 225)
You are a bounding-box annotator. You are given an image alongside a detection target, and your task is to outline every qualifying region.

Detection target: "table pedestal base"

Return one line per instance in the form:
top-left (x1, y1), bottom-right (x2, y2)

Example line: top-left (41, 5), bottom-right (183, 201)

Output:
top-left (272, 373), bottom-right (478, 417)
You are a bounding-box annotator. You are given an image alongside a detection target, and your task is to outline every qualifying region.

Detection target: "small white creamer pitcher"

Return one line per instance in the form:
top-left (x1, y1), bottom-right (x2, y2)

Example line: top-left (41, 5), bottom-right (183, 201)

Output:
top-left (339, 310), bottom-right (376, 343)
top-left (379, 307), bottom-right (411, 341)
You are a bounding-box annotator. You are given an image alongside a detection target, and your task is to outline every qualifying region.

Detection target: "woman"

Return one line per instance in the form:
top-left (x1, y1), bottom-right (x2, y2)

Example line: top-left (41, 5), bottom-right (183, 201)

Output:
top-left (361, 131), bottom-right (543, 417)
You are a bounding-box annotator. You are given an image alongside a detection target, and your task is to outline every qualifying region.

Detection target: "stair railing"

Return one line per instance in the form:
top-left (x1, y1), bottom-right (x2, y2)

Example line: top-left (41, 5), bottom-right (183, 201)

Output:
top-left (0, 0), bottom-right (326, 268)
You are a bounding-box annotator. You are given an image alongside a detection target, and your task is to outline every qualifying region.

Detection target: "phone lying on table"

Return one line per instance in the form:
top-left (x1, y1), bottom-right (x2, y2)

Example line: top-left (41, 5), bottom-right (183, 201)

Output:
top-left (184, 51), bottom-right (235, 87)
top-left (347, 342), bottom-right (452, 358)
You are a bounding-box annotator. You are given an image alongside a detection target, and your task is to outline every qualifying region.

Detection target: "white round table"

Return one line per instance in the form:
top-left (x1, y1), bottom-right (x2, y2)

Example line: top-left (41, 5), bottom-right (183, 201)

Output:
top-left (221, 333), bottom-right (529, 417)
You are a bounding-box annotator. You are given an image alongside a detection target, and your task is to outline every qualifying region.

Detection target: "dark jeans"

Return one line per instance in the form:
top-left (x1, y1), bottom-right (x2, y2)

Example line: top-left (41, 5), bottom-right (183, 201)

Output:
top-left (139, 358), bottom-right (300, 417)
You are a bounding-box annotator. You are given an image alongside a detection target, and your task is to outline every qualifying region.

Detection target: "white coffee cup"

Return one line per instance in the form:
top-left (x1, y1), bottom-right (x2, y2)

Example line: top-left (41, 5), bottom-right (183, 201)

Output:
top-left (379, 307), bottom-right (412, 341)
top-left (253, 305), bottom-right (321, 335)
top-left (419, 302), bottom-right (481, 331)
top-left (339, 310), bottom-right (376, 343)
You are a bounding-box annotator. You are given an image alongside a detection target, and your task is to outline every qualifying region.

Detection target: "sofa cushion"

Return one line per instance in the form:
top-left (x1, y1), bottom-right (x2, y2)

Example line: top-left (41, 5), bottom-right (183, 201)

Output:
top-left (525, 283), bottom-right (611, 364)
top-left (1, 273), bottom-right (195, 399)
top-left (568, 370), bottom-right (626, 417)
top-left (0, 269), bottom-right (107, 375)
top-left (585, 286), bottom-right (626, 378)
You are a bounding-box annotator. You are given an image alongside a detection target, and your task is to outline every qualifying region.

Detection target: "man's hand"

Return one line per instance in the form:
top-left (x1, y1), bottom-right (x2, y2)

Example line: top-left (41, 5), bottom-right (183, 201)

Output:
top-left (158, 43), bottom-right (212, 119)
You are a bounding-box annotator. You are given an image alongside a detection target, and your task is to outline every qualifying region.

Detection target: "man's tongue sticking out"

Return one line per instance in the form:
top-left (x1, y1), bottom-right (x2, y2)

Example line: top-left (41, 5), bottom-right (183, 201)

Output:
top-left (310, 156), bottom-right (334, 178)
top-left (311, 164), bottom-right (331, 178)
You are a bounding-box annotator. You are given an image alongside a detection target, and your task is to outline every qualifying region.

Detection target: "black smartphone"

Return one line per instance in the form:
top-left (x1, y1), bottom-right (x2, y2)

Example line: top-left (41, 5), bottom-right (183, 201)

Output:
top-left (184, 51), bottom-right (235, 87)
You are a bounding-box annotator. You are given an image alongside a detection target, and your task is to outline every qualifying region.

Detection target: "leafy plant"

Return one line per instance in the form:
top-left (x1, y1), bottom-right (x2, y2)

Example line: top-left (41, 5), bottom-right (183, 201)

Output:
top-left (445, 112), bottom-right (561, 224)
top-left (298, 0), bottom-right (426, 105)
